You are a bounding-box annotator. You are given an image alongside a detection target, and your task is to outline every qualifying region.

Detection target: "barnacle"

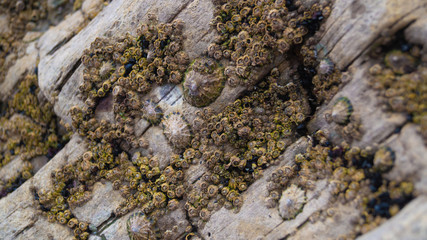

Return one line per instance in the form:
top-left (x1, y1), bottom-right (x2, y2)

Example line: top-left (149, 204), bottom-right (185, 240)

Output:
top-left (161, 112), bottom-right (192, 149)
top-left (127, 211), bottom-right (156, 240)
top-left (142, 100), bottom-right (163, 125)
top-left (384, 50), bottom-right (416, 75)
top-left (373, 147), bottom-right (395, 173)
top-left (183, 57), bottom-right (226, 107)
top-left (278, 184), bottom-right (306, 220)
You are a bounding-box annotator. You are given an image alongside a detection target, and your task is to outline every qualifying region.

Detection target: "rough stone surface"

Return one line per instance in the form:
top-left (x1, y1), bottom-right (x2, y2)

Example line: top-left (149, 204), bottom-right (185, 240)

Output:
top-left (73, 182), bottom-right (125, 227)
top-left (82, 0), bottom-right (104, 19)
top-left (1, 0), bottom-right (427, 239)
top-left (38, 10), bottom-right (85, 58)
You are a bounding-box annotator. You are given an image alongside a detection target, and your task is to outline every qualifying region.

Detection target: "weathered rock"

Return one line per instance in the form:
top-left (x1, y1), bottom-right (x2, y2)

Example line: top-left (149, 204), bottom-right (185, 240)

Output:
top-left (81, 0), bottom-right (104, 19)
top-left (0, 135), bottom-right (85, 240)
top-left (37, 10), bottom-right (85, 58)
top-left (73, 182), bottom-right (125, 228)
top-left (1, 0), bottom-right (427, 239)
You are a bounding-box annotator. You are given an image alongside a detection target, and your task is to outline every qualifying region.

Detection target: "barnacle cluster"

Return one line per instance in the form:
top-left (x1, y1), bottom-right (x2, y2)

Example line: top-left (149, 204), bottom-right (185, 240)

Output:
top-left (35, 139), bottom-right (189, 239)
top-left (180, 69), bottom-right (311, 224)
top-left (28, 0), bottom-right (410, 238)
top-left (0, 1), bottom-right (47, 81)
top-left (72, 16), bottom-right (190, 146)
top-left (369, 43), bottom-right (427, 141)
top-left (0, 74), bottom-right (67, 197)
top-left (0, 0), bottom-right (77, 85)
top-left (209, 0), bottom-right (332, 87)
top-left (266, 130), bottom-right (413, 236)
top-left (35, 15), bottom-right (193, 239)
top-left (35, 141), bottom-right (114, 239)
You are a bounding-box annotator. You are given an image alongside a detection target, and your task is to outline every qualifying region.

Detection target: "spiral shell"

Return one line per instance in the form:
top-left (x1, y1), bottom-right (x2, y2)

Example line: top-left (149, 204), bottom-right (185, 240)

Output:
top-left (278, 184), bottom-right (306, 220)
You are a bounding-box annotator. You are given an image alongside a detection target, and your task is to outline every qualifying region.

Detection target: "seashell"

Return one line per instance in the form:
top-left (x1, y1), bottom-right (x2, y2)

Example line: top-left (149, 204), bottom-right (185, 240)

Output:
top-left (99, 61), bottom-right (115, 79)
top-left (183, 57), bottom-right (225, 107)
top-left (127, 211), bottom-right (156, 240)
top-left (161, 112), bottom-right (192, 149)
top-left (331, 97), bottom-right (353, 125)
top-left (317, 58), bottom-right (335, 75)
top-left (278, 184), bottom-right (306, 220)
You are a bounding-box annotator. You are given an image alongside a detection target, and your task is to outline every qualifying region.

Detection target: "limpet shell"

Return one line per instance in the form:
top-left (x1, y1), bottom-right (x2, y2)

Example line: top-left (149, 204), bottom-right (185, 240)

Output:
top-left (278, 184), bottom-right (306, 220)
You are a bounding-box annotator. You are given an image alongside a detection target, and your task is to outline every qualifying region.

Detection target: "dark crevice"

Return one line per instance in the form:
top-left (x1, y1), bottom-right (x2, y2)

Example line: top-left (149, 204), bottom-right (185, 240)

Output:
top-left (157, 85), bottom-right (176, 104)
top-left (0, 175), bottom-right (29, 198)
top-left (166, 0), bottom-right (194, 23)
top-left (55, 58), bottom-right (82, 92)
top-left (170, 94), bottom-right (182, 106)
top-left (96, 212), bottom-right (118, 234)
top-left (47, 34), bottom-right (75, 56)
top-left (13, 221), bottom-right (35, 237)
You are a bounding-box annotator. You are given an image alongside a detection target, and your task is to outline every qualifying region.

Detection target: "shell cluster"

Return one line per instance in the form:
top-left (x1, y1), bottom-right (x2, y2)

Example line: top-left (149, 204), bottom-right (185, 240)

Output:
top-left (209, 0), bottom-right (332, 87)
top-left (281, 131), bottom-right (413, 235)
top-left (71, 17), bottom-right (190, 147)
top-left (369, 43), bottom-right (427, 141)
top-left (180, 68), bottom-right (311, 225)
top-left (36, 138), bottom-right (189, 239)
top-left (27, 1), bottom-right (418, 239)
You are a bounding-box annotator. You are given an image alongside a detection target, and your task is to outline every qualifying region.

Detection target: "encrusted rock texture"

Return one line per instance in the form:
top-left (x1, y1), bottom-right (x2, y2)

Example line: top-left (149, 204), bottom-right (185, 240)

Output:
top-left (0, 0), bottom-right (426, 239)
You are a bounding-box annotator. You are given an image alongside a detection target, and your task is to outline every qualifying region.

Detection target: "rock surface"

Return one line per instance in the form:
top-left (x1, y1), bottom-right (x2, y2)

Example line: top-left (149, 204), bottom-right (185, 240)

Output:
top-left (0, 0), bottom-right (426, 239)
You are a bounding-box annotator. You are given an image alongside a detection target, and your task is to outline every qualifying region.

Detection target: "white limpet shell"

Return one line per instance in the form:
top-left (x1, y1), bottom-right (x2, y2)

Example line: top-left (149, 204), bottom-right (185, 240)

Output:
top-left (278, 184), bottom-right (306, 220)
